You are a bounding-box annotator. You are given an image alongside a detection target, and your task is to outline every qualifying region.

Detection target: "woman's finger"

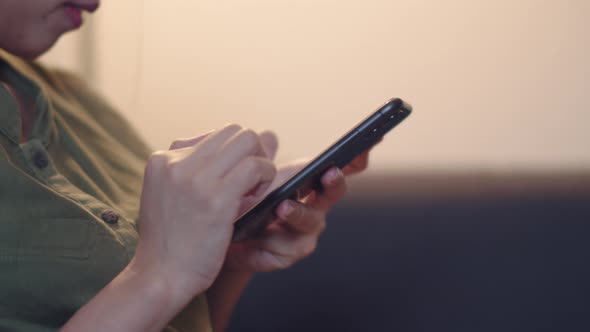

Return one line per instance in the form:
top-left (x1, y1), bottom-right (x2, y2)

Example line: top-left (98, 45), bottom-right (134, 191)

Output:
top-left (342, 151), bottom-right (369, 175)
top-left (342, 137), bottom-right (381, 175)
top-left (310, 167), bottom-right (347, 210)
top-left (276, 199), bottom-right (326, 234)
top-left (170, 124), bottom-right (244, 176)
top-left (259, 130), bottom-right (279, 160)
top-left (252, 227), bottom-right (319, 267)
top-left (210, 129), bottom-right (268, 178)
top-left (223, 156), bottom-right (277, 199)
top-left (187, 123), bottom-right (243, 157)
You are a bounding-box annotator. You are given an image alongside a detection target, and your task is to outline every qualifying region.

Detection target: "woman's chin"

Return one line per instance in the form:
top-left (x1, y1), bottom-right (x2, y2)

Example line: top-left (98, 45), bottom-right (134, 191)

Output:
top-left (5, 35), bottom-right (60, 61)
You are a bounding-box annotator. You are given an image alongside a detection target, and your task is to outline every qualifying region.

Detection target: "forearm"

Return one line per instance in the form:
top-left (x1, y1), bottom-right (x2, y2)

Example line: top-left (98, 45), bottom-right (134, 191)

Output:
top-left (61, 257), bottom-right (197, 332)
top-left (207, 267), bottom-right (253, 332)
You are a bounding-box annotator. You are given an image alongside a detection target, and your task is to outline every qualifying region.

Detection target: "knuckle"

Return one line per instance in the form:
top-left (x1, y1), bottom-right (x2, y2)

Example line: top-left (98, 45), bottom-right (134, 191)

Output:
top-left (224, 123), bottom-right (243, 132)
top-left (239, 129), bottom-right (260, 150)
top-left (169, 138), bottom-right (186, 150)
top-left (148, 150), bottom-right (167, 163)
top-left (242, 156), bottom-right (260, 174)
top-left (146, 151), bottom-right (168, 173)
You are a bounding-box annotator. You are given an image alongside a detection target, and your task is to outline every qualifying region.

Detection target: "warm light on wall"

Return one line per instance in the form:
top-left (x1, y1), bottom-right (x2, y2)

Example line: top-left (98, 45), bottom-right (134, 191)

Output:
top-left (44, 0), bottom-right (590, 173)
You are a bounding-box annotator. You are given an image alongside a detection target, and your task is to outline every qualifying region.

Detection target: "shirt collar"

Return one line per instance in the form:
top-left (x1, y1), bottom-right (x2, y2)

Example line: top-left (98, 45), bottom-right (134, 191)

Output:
top-left (0, 49), bottom-right (55, 147)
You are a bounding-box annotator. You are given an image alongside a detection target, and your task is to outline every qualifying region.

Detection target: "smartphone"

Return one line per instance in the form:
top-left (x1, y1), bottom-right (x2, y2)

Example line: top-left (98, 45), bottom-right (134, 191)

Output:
top-left (232, 98), bottom-right (412, 242)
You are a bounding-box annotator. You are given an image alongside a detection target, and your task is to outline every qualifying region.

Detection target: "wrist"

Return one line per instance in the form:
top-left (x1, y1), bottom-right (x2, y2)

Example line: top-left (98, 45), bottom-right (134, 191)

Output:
top-left (124, 257), bottom-right (182, 310)
top-left (207, 264), bottom-right (254, 332)
top-left (220, 261), bottom-right (256, 278)
top-left (127, 251), bottom-right (207, 311)
top-left (62, 256), bottom-right (197, 332)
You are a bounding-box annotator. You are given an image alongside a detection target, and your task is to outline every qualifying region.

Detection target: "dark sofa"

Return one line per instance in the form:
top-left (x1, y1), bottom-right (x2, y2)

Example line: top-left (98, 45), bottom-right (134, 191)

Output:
top-left (228, 172), bottom-right (590, 332)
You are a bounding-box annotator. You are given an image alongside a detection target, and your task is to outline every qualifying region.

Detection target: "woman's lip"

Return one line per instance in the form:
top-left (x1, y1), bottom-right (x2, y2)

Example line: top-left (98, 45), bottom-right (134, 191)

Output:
top-left (62, 1), bottom-right (99, 28)
top-left (76, 3), bottom-right (99, 13)
top-left (64, 1), bottom-right (100, 13)
top-left (64, 5), bottom-right (83, 28)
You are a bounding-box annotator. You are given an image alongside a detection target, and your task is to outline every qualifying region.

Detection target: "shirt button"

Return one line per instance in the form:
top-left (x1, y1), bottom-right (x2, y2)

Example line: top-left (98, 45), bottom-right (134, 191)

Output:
top-left (101, 211), bottom-right (120, 225)
top-left (32, 150), bottom-right (49, 169)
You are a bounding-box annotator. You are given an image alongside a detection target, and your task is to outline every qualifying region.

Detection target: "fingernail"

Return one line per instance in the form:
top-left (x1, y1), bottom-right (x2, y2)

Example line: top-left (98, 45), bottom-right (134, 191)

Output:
top-left (326, 168), bottom-right (341, 184)
top-left (282, 201), bottom-right (294, 218)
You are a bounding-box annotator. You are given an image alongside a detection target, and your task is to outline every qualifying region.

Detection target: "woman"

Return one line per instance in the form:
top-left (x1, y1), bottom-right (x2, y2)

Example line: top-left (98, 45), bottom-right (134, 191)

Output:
top-left (0, 1), bottom-right (373, 331)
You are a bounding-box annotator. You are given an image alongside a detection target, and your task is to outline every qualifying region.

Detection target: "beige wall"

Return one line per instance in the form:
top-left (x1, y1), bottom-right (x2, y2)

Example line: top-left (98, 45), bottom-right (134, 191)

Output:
top-left (43, 0), bottom-right (590, 173)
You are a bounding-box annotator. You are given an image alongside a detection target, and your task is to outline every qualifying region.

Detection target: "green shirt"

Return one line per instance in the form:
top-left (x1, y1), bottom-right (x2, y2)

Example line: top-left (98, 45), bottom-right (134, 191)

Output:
top-left (0, 50), bottom-right (211, 332)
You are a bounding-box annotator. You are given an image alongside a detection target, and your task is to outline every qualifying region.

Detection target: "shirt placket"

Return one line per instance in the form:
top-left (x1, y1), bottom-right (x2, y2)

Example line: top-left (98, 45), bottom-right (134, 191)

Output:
top-left (1, 63), bottom-right (139, 261)
top-left (17, 138), bottom-right (138, 261)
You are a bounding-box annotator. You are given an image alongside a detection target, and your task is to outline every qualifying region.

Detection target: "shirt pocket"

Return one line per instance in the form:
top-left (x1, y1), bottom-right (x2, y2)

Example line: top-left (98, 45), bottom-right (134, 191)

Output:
top-left (0, 218), bottom-right (96, 261)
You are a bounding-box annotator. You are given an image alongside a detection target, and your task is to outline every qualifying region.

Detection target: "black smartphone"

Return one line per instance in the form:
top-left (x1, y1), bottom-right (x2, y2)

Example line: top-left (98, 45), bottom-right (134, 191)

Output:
top-left (232, 98), bottom-right (412, 242)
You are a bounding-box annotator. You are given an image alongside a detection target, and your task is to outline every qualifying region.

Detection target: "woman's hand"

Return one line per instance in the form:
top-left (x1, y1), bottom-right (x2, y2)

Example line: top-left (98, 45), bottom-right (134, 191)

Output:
top-left (222, 147), bottom-right (374, 273)
top-left (132, 124), bottom-right (278, 300)
top-left (61, 125), bottom-right (278, 332)
top-left (207, 137), bottom-right (377, 332)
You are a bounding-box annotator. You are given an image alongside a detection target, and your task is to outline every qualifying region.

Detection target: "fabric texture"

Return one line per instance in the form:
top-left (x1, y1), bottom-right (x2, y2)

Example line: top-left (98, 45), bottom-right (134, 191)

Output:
top-left (0, 50), bottom-right (212, 332)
